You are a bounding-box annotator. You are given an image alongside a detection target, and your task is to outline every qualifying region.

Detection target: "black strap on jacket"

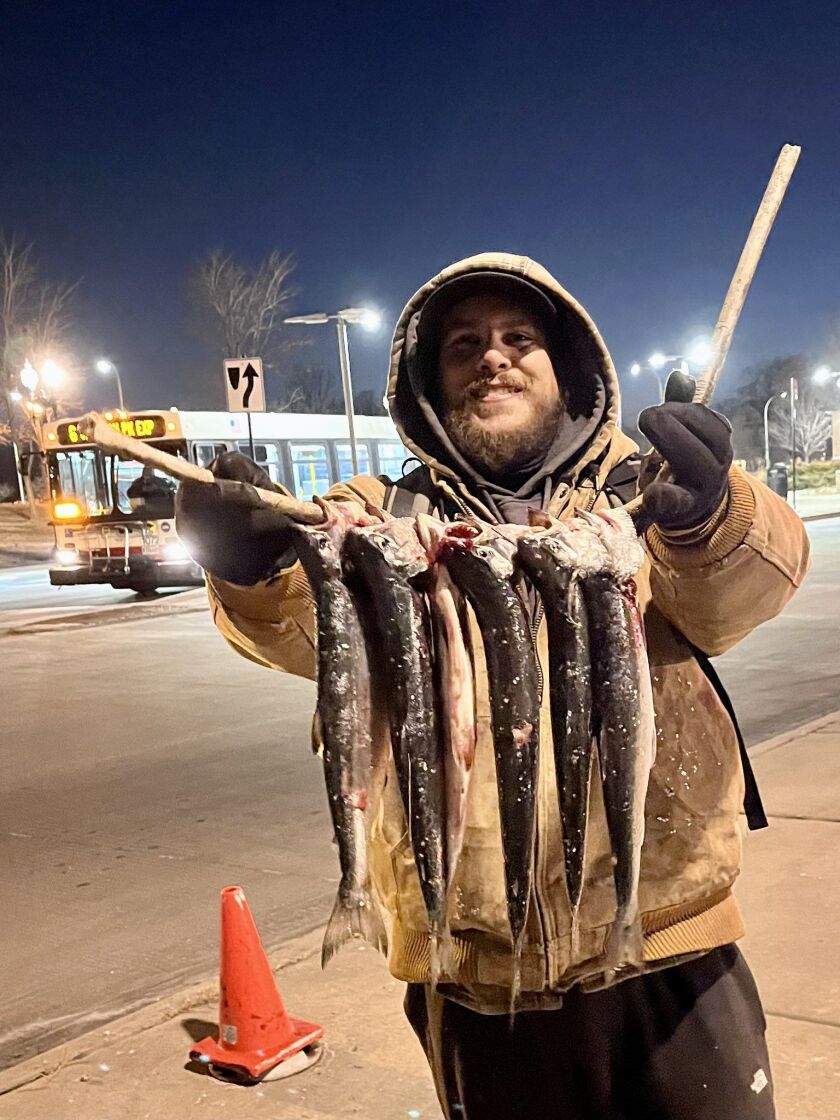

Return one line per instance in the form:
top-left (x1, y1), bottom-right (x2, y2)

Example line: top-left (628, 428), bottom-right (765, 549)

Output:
top-left (382, 459), bottom-right (767, 830)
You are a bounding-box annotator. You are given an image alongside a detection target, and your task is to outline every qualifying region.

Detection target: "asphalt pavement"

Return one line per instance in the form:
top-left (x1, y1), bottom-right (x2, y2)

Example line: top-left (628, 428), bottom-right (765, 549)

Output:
top-left (0, 519), bottom-right (838, 1072)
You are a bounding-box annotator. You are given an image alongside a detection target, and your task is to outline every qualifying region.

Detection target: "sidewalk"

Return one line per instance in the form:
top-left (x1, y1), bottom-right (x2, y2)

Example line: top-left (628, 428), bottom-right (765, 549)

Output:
top-left (1, 714), bottom-right (838, 1120)
top-left (788, 490), bottom-right (840, 520)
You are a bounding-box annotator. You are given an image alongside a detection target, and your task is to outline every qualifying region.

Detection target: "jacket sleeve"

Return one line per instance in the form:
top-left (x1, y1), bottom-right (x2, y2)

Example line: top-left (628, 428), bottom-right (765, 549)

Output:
top-left (643, 466), bottom-right (811, 656)
top-left (205, 475), bottom-right (388, 680)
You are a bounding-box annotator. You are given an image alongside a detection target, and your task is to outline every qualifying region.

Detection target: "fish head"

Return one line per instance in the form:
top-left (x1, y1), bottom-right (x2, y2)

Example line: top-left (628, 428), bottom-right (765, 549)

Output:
top-left (291, 524), bottom-right (342, 582)
top-left (348, 517), bottom-right (429, 580)
top-left (575, 508), bottom-right (644, 580)
top-left (563, 514), bottom-right (612, 574)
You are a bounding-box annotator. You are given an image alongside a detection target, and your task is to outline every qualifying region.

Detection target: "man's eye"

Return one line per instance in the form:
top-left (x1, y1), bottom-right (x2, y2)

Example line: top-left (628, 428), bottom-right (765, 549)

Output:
top-left (509, 333), bottom-right (534, 346)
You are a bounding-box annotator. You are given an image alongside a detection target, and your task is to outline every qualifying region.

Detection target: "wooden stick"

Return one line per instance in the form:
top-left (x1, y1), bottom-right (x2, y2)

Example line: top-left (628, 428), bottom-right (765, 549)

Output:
top-left (694, 143), bottom-right (800, 406)
top-left (626, 143), bottom-right (801, 523)
top-left (76, 412), bottom-right (326, 524)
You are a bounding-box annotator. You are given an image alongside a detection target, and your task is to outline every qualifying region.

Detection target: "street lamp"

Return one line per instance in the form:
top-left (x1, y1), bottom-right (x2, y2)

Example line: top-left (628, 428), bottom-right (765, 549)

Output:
top-left (629, 358), bottom-right (665, 402)
top-left (763, 390), bottom-right (788, 475)
top-left (629, 338), bottom-right (712, 404)
top-left (283, 307), bottom-right (381, 475)
top-left (95, 359), bottom-right (126, 410)
top-left (813, 365), bottom-right (840, 388)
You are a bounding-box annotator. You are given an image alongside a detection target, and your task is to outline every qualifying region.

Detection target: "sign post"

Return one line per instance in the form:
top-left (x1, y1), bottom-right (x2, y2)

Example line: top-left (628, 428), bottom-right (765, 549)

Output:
top-left (224, 358), bottom-right (266, 460)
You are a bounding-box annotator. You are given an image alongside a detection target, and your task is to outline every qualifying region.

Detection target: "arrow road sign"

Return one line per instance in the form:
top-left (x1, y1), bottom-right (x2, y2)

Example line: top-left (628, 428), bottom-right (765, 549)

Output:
top-left (224, 358), bottom-right (266, 413)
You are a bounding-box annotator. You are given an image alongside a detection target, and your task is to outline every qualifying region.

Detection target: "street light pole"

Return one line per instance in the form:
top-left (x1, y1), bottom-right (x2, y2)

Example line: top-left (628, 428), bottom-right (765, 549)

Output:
top-left (283, 307), bottom-right (380, 479)
top-left (96, 360), bottom-right (126, 410)
top-left (763, 391), bottom-right (787, 476)
top-left (335, 317), bottom-right (359, 475)
top-left (789, 376), bottom-right (798, 508)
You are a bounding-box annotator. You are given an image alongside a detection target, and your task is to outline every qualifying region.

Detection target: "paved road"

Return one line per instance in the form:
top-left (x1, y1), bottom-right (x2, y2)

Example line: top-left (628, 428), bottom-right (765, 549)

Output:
top-left (0, 567), bottom-right (192, 631)
top-left (1, 521), bottom-right (838, 1070)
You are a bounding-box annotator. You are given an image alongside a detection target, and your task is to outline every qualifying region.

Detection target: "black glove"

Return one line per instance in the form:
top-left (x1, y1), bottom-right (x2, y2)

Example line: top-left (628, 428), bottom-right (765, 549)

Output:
top-left (175, 452), bottom-right (296, 585)
top-left (637, 402), bottom-right (733, 532)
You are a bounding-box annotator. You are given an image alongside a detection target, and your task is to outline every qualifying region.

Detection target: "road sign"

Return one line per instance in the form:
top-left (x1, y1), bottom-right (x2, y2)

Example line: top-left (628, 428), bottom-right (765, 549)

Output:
top-left (224, 358), bottom-right (266, 413)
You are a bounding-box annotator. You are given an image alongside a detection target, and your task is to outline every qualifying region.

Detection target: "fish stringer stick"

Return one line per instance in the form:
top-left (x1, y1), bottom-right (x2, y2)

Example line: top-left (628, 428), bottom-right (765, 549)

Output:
top-left (75, 411), bottom-right (325, 524)
top-left (625, 142), bottom-right (801, 527)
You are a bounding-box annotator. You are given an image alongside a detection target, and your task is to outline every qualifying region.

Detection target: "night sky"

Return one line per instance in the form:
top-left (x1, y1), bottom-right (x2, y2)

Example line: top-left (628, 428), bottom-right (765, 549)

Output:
top-left (4, 1), bottom-right (839, 422)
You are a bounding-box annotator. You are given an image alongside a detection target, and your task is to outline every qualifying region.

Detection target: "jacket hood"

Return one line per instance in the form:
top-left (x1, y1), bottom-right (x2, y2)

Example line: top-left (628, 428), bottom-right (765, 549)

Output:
top-left (386, 253), bottom-right (623, 498)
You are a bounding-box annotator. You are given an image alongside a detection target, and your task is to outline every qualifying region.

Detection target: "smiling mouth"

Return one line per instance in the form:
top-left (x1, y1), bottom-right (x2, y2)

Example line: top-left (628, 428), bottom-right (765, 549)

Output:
top-left (470, 382), bottom-right (525, 403)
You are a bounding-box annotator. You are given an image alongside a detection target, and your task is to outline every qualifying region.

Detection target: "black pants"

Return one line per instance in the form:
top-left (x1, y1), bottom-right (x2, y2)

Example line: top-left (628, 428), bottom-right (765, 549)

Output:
top-left (405, 945), bottom-right (774, 1120)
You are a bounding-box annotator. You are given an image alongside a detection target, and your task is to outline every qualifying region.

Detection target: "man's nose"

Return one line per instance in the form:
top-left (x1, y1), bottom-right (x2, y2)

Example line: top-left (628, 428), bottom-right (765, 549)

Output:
top-left (476, 346), bottom-right (512, 375)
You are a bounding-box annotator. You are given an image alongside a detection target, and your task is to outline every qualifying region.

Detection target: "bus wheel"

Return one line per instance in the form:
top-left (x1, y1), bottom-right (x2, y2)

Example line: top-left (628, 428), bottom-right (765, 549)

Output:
top-left (129, 584), bottom-right (159, 598)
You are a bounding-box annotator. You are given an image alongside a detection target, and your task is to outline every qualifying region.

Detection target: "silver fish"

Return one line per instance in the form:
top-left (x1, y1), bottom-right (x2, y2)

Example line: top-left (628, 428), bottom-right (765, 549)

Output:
top-left (342, 517), bottom-right (447, 976)
top-left (439, 521), bottom-right (540, 999)
top-left (289, 501), bottom-right (388, 966)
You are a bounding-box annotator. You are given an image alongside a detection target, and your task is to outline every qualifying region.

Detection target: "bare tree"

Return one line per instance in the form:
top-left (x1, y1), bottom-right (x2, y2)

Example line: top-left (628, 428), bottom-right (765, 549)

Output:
top-left (191, 249), bottom-right (297, 363)
top-left (0, 235), bottom-right (79, 503)
top-left (278, 365), bottom-right (343, 413)
top-left (769, 386), bottom-right (833, 462)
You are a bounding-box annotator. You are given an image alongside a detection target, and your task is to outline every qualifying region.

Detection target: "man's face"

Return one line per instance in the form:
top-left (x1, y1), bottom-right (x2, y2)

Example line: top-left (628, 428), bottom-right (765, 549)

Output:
top-left (437, 294), bottom-right (563, 475)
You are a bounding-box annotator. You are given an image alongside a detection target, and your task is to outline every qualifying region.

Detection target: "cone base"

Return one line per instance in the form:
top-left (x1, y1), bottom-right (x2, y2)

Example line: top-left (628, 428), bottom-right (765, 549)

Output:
top-left (190, 1016), bottom-right (324, 1080)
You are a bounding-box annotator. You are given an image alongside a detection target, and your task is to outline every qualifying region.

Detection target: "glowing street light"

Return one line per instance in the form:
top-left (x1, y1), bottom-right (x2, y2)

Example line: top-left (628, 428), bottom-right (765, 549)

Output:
top-left (686, 336), bottom-right (712, 366)
top-left (19, 360), bottom-right (39, 392)
top-left (39, 358), bottom-right (65, 390)
top-left (283, 306), bottom-right (382, 475)
top-left (813, 365), bottom-right (840, 387)
top-left (95, 358), bottom-right (126, 410)
top-left (648, 351), bottom-right (668, 371)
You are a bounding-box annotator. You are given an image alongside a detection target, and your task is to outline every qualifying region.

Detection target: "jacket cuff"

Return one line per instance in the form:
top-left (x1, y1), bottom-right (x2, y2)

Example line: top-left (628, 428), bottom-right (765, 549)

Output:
top-left (645, 466), bottom-right (756, 570)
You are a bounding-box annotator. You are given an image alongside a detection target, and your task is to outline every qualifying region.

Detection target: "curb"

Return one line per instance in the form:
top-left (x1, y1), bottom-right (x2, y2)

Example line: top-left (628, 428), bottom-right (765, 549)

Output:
top-left (0, 926), bottom-right (324, 1096)
top-left (800, 510), bottom-right (840, 523)
top-left (748, 708), bottom-right (840, 758)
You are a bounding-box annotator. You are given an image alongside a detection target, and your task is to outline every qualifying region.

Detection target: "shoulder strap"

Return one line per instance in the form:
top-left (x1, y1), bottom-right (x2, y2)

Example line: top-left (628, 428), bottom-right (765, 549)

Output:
top-left (381, 463), bottom-right (436, 518)
top-left (689, 644), bottom-right (768, 831)
top-left (602, 454), bottom-right (642, 506)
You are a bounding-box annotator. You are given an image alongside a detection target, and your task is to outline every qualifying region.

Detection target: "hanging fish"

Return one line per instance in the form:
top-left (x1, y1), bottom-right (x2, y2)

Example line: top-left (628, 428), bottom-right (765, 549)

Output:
top-left (438, 521), bottom-right (540, 1000)
top-left (288, 500), bottom-right (388, 966)
top-left (342, 517), bottom-right (448, 978)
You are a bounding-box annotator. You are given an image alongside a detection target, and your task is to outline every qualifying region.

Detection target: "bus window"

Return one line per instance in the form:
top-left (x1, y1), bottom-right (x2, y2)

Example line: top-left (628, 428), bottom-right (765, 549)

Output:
top-left (56, 450), bottom-right (107, 515)
top-left (194, 442), bottom-right (231, 468)
top-left (237, 441), bottom-right (283, 485)
top-left (289, 443), bottom-right (330, 501)
top-left (377, 441), bottom-right (407, 479)
top-left (336, 442), bottom-right (370, 482)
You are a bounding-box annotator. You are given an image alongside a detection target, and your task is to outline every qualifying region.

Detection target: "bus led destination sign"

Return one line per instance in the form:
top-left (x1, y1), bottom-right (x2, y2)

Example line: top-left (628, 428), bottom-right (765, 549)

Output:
top-left (57, 415), bottom-right (168, 445)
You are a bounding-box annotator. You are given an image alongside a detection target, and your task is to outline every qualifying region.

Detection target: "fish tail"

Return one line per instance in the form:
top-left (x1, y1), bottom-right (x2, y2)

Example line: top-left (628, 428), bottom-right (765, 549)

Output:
top-left (507, 931), bottom-right (526, 1020)
top-left (439, 924), bottom-right (458, 981)
top-left (320, 888), bottom-right (388, 969)
top-left (569, 908), bottom-right (582, 962)
top-left (603, 910), bottom-right (644, 975)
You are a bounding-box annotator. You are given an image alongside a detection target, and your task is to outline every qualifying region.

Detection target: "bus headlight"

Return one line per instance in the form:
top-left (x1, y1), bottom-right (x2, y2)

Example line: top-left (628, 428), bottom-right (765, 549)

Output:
top-left (162, 540), bottom-right (190, 562)
top-left (55, 548), bottom-right (80, 566)
top-left (53, 500), bottom-right (84, 521)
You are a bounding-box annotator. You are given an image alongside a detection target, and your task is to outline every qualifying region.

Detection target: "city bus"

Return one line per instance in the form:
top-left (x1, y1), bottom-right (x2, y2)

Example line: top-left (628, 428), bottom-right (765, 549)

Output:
top-left (41, 408), bottom-right (408, 593)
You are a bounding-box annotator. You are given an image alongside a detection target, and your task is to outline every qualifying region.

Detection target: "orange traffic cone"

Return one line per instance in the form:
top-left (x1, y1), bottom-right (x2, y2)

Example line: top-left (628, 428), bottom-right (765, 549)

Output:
top-left (189, 886), bottom-right (324, 1082)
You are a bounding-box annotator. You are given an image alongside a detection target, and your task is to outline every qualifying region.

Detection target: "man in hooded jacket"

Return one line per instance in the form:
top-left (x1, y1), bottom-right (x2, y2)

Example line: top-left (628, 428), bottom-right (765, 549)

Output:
top-left (177, 254), bottom-right (809, 1120)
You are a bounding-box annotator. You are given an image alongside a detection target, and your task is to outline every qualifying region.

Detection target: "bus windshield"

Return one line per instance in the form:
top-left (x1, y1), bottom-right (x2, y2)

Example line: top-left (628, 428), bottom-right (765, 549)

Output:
top-left (52, 449), bottom-right (180, 517)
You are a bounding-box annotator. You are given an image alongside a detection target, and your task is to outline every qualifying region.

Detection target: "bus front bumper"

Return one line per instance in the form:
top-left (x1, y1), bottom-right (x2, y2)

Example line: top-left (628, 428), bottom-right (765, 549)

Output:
top-left (49, 556), bottom-right (204, 589)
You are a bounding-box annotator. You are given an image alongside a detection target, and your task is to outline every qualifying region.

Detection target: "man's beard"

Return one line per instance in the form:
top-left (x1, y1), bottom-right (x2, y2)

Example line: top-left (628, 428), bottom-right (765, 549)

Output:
top-left (443, 393), bottom-right (565, 478)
